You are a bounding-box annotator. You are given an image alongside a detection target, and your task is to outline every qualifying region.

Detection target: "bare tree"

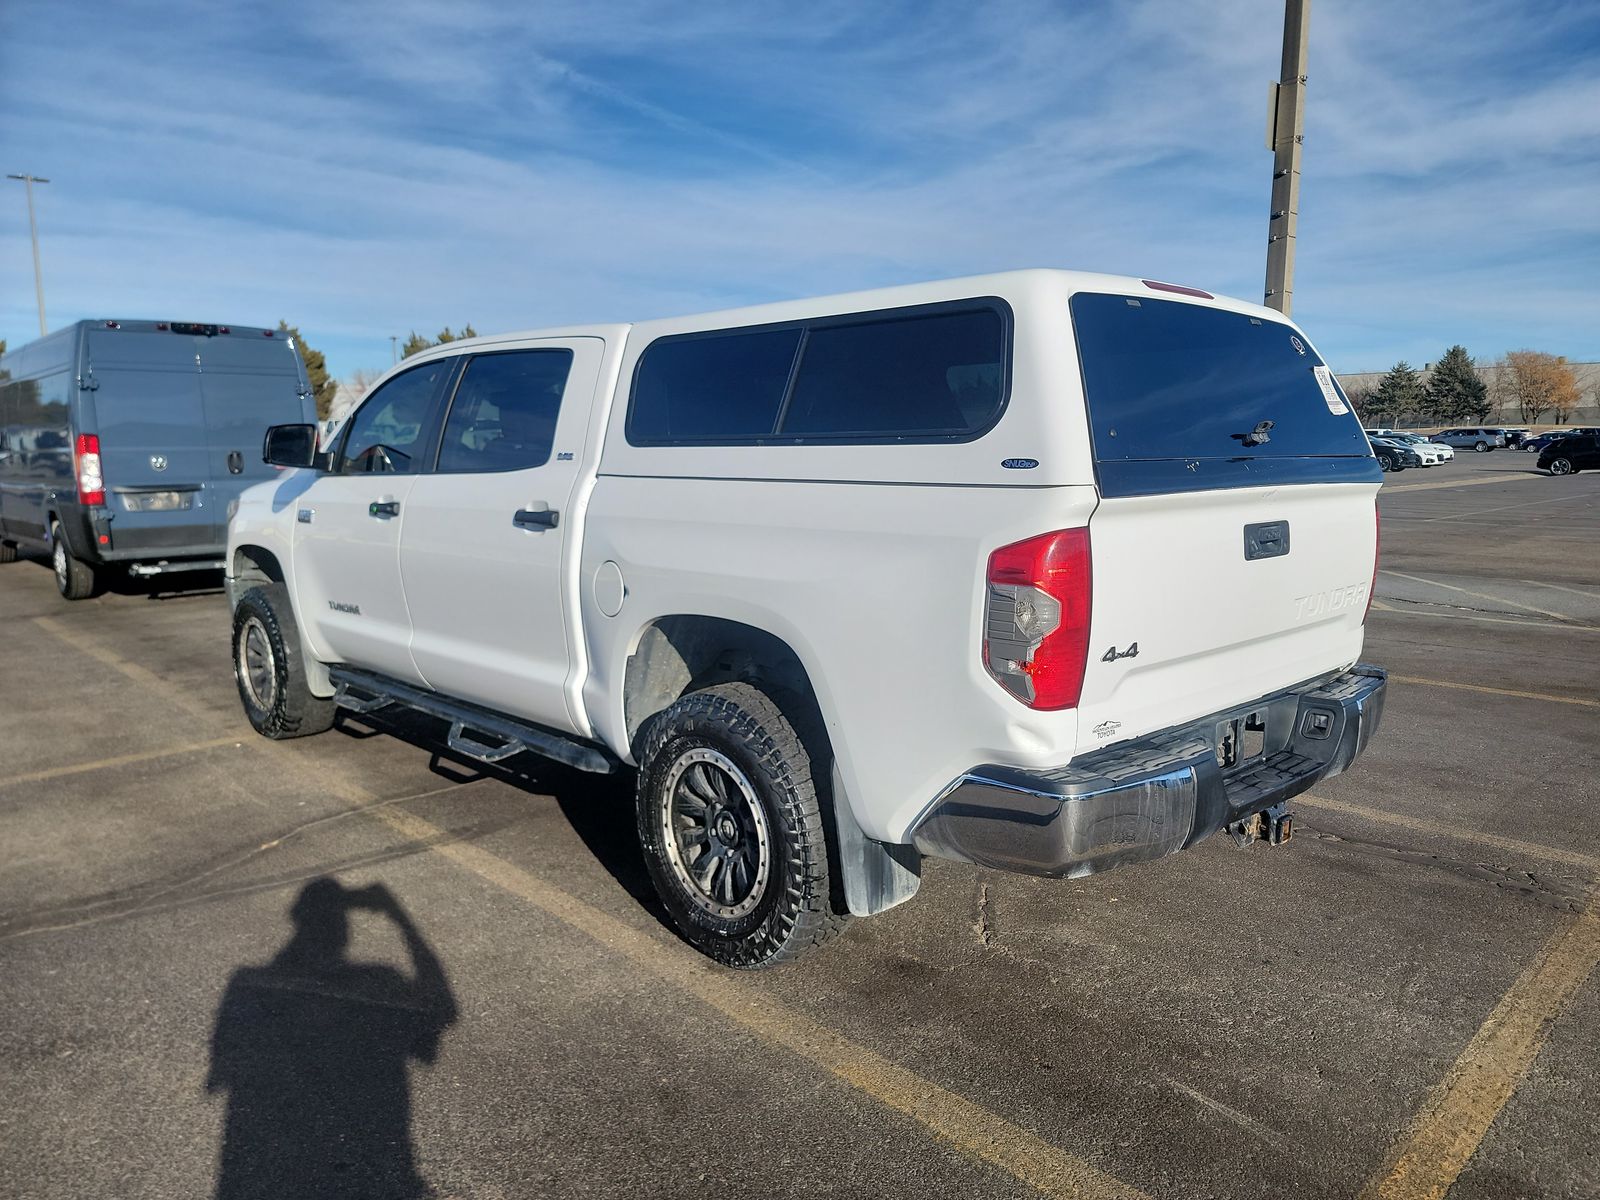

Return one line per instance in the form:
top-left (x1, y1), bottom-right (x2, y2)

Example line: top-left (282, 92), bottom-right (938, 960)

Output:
top-left (1502, 350), bottom-right (1581, 424)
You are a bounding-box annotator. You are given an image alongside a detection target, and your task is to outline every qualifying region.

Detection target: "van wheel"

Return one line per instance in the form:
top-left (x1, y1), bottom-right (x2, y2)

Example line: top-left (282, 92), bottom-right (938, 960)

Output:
top-left (232, 584), bottom-right (336, 739)
top-left (0, 540), bottom-right (17, 564)
top-left (1548, 457), bottom-right (1575, 476)
top-left (51, 521), bottom-right (98, 600)
top-left (1474, 440), bottom-right (1489, 452)
top-left (636, 682), bottom-right (844, 968)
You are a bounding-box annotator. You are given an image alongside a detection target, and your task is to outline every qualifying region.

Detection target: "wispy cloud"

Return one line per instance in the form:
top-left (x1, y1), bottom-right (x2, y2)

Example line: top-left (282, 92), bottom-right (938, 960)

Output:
top-left (1, 0), bottom-right (1595, 379)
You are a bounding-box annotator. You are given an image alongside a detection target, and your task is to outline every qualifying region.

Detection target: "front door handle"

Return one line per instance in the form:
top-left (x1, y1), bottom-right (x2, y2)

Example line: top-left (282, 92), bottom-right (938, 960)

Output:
top-left (369, 500), bottom-right (400, 518)
top-left (513, 507), bottom-right (559, 530)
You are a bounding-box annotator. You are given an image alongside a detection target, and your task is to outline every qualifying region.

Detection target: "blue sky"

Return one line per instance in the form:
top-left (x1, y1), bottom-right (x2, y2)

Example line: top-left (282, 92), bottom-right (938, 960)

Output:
top-left (2, 0), bottom-right (1597, 383)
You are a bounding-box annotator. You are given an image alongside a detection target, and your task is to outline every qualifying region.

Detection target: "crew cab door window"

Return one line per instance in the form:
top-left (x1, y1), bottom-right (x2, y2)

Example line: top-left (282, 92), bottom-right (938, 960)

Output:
top-left (336, 360), bottom-right (452, 474)
top-left (435, 350), bottom-right (573, 473)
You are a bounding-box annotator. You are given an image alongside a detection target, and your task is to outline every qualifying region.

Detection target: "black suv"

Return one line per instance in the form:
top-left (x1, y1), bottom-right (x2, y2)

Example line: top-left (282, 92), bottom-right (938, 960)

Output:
top-left (1538, 434), bottom-right (1600, 476)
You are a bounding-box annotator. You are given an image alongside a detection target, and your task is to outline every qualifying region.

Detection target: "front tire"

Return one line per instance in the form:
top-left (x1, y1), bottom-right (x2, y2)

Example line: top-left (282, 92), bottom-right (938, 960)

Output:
top-left (1548, 457), bottom-right (1576, 476)
top-left (1377, 453), bottom-right (1395, 472)
top-left (0, 540), bottom-right (17, 564)
top-left (636, 682), bottom-right (844, 968)
top-left (51, 521), bottom-right (97, 600)
top-left (232, 584), bottom-right (336, 739)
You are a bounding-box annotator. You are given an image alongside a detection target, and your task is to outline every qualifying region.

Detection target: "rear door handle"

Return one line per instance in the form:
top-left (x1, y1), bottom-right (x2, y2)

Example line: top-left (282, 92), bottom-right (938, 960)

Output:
top-left (368, 500), bottom-right (400, 518)
top-left (513, 507), bottom-right (559, 530)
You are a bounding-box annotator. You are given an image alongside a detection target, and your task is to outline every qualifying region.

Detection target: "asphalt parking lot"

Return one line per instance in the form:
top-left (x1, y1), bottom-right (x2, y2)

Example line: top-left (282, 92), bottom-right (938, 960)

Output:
top-left (2, 449), bottom-right (1597, 1200)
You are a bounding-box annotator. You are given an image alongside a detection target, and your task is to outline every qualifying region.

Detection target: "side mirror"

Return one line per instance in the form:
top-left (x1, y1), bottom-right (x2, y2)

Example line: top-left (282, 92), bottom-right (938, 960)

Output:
top-left (263, 423), bottom-right (319, 469)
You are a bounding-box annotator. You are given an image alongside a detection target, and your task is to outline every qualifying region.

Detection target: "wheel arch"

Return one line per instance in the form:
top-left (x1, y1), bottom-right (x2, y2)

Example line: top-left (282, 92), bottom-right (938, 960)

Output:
top-left (620, 613), bottom-right (920, 918)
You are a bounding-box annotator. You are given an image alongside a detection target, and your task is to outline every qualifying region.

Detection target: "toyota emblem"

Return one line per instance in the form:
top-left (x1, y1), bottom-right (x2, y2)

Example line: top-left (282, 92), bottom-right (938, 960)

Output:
top-left (150, 454), bottom-right (168, 472)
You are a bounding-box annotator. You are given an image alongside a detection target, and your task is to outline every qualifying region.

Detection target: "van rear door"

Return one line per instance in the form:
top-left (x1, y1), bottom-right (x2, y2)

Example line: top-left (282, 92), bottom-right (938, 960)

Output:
top-left (1069, 292), bottom-right (1381, 754)
top-left (196, 331), bottom-right (313, 541)
top-left (84, 327), bottom-right (214, 551)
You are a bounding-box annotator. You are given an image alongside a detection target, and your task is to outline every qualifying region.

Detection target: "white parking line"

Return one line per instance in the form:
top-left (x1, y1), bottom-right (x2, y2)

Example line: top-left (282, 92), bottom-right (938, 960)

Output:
top-left (1380, 570), bottom-right (1572, 621)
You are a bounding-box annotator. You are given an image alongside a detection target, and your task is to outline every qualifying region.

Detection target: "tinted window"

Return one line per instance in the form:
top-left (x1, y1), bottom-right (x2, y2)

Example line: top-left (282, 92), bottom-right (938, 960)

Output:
top-left (629, 327), bottom-right (800, 444)
top-left (627, 301), bottom-right (1009, 445)
top-left (1071, 294), bottom-right (1371, 463)
top-left (781, 309), bottom-right (1005, 437)
top-left (337, 360), bottom-right (450, 474)
top-left (437, 350), bottom-right (572, 473)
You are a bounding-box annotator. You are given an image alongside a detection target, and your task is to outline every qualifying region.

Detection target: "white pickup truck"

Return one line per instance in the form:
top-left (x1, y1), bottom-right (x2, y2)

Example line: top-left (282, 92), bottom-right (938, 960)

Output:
top-left (227, 269), bottom-right (1387, 968)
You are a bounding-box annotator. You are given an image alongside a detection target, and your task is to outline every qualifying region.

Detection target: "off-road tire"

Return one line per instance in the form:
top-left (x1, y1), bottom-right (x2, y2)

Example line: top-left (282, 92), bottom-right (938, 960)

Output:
top-left (636, 682), bottom-right (844, 968)
top-left (1548, 457), bottom-right (1575, 476)
top-left (51, 520), bottom-right (97, 600)
top-left (0, 540), bottom-right (17, 564)
top-left (232, 584), bottom-right (336, 739)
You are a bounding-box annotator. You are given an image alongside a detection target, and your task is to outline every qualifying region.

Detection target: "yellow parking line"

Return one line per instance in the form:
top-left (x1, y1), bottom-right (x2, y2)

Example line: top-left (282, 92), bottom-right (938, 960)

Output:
top-left (372, 806), bottom-right (1150, 1200)
top-left (1357, 882), bottom-right (1600, 1200)
top-left (1296, 794), bottom-right (1600, 874)
top-left (1380, 571), bottom-right (1571, 621)
top-left (32, 615), bottom-right (222, 724)
top-left (0, 736), bottom-right (241, 789)
top-left (1388, 674), bottom-right (1599, 710)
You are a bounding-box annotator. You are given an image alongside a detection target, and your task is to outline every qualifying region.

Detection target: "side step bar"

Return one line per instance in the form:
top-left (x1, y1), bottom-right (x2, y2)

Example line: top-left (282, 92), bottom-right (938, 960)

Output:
top-left (327, 665), bottom-right (616, 775)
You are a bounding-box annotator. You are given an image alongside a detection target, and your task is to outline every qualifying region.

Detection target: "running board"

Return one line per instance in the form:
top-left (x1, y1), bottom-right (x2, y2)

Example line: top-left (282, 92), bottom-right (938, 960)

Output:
top-left (327, 665), bottom-right (616, 775)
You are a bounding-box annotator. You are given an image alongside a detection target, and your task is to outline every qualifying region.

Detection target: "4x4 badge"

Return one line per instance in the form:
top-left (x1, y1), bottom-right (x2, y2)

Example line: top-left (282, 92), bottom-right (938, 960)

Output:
top-left (1102, 642), bottom-right (1139, 662)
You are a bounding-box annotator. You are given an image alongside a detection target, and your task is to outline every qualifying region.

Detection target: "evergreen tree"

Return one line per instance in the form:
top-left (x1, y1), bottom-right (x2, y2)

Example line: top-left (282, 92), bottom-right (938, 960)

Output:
top-left (1367, 361), bottom-right (1425, 426)
top-left (1424, 345), bottom-right (1488, 423)
top-left (0, 338), bottom-right (7, 357)
top-left (401, 324), bottom-right (477, 358)
top-left (276, 321), bottom-right (337, 419)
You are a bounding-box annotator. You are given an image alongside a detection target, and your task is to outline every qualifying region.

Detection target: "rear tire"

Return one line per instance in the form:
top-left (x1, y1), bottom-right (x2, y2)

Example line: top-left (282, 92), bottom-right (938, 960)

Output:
top-left (1474, 440), bottom-right (1489, 452)
top-left (232, 584), bottom-right (337, 739)
top-left (1548, 457), bottom-right (1576, 476)
top-left (0, 540), bottom-right (17, 564)
top-left (636, 682), bottom-right (845, 968)
top-left (51, 521), bottom-right (97, 600)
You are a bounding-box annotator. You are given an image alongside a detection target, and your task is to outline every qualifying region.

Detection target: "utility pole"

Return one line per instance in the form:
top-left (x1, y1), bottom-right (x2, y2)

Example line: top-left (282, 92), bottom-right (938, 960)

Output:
top-left (389, 335), bottom-right (398, 365)
top-left (6, 173), bottom-right (51, 336)
top-left (1263, 0), bottom-right (1310, 315)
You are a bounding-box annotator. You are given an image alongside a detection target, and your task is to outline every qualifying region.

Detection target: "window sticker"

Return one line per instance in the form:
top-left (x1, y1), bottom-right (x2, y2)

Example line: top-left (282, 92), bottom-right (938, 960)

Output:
top-left (1312, 365), bottom-right (1348, 415)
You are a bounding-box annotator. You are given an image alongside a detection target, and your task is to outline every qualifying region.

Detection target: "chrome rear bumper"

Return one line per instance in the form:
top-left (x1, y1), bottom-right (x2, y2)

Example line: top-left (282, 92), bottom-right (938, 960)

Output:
top-left (909, 665), bottom-right (1387, 878)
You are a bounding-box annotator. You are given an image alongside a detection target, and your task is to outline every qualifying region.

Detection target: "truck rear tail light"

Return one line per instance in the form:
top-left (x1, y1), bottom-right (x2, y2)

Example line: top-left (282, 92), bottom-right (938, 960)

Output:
top-left (74, 434), bottom-right (105, 506)
top-left (1364, 502), bottom-right (1380, 623)
top-left (984, 528), bottom-right (1093, 710)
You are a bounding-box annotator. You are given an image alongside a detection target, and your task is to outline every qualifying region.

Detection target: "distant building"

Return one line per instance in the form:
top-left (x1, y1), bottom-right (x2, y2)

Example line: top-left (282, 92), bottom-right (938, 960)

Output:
top-left (1336, 360), bottom-right (1600, 425)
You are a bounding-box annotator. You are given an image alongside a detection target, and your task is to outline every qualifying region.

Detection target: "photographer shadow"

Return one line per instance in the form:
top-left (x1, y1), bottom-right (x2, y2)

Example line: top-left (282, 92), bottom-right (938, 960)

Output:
top-left (207, 877), bottom-right (457, 1200)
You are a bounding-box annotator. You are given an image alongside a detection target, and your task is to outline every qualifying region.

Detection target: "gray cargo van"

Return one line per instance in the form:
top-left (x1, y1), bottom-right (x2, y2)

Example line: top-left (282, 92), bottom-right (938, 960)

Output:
top-left (0, 320), bottom-right (315, 598)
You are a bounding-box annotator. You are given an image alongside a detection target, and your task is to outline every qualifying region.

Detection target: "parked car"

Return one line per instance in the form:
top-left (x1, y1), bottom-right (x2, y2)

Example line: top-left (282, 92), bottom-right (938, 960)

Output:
top-left (1525, 428), bottom-right (1600, 453)
top-left (1538, 434), bottom-right (1600, 476)
top-left (228, 269), bottom-right (1388, 968)
top-left (0, 320), bottom-right (315, 598)
top-left (1368, 436), bottom-right (1421, 472)
top-left (1433, 427), bottom-right (1506, 451)
top-left (1389, 433), bottom-right (1452, 465)
top-left (1501, 428), bottom-right (1529, 448)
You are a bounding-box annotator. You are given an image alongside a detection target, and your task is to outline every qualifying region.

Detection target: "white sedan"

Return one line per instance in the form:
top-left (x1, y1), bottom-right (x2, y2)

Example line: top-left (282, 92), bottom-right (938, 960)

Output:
top-left (1391, 433), bottom-right (1454, 464)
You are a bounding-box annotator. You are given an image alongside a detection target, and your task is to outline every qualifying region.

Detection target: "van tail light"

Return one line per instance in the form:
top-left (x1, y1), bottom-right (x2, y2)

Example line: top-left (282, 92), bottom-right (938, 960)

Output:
top-left (1364, 502), bottom-right (1380, 624)
top-left (74, 434), bottom-right (106, 506)
top-left (984, 528), bottom-right (1093, 710)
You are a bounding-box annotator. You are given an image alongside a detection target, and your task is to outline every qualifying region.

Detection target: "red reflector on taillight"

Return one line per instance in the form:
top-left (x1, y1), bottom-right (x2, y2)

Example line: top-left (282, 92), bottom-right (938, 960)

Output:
top-left (1364, 502), bottom-right (1380, 623)
top-left (74, 433), bottom-right (105, 506)
top-left (1141, 279), bottom-right (1214, 299)
top-left (984, 528), bottom-right (1093, 710)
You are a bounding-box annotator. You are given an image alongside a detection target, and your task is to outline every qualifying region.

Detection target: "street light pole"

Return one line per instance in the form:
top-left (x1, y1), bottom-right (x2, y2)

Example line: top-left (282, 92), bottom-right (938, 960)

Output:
top-left (1263, 0), bottom-right (1310, 316)
top-left (6, 173), bottom-right (51, 336)
top-left (390, 335), bottom-right (398, 365)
